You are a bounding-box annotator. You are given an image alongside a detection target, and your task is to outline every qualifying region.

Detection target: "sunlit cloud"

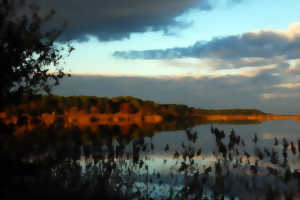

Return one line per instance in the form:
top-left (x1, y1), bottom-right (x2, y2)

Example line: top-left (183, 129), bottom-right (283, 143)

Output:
top-left (277, 22), bottom-right (300, 40)
top-left (261, 93), bottom-right (300, 100)
top-left (217, 65), bottom-right (276, 77)
top-left (288, 59), bottom-right (300, 74)
top-left (274, 83), bottom-right (300, 89)
top-left (112, 23), bottom-right (300, 97)
top-left (71, 63), bottom-right (276, 80)
top-left (114, 22), bottom-right (300, 61)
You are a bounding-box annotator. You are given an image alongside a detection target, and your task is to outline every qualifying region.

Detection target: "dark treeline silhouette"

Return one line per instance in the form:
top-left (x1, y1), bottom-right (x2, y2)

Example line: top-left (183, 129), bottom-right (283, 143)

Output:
top-left (0, 0), bottom-right (73, 109)
top-left (0, 0), bottom-right (74, 199)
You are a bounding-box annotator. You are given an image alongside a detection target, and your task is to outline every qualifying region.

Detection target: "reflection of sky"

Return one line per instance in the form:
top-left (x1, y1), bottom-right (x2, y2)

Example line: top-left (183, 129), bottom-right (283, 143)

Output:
top-left (62, 120), bottom-right (300, 199)
top-left (142, 155), bottom-right (217, 175)
top-left (144, 120), bottom-right (300, 173)
top-left (150, 120), bottom-right (300, 154)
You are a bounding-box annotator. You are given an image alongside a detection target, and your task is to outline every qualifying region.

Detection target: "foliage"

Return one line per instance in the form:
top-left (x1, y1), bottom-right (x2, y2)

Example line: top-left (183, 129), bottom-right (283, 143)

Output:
top-left (0, 0), bottom-right (73, 108)
top-left (2, 95), bottom-right (266, 117)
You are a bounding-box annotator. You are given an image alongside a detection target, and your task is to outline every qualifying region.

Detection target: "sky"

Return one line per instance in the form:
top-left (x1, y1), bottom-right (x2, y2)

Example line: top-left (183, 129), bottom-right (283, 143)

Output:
top-left (33, 0), bottom-right (300, 114)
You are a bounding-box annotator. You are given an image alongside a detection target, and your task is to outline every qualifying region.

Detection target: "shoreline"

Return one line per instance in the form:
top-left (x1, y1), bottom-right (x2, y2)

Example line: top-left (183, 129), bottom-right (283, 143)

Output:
top-left (1, 112), bottom-right (299, 135)
top-left (193, 114), bottom-right (300, 122)
top-left (1, 112), bottom-right (299, 127)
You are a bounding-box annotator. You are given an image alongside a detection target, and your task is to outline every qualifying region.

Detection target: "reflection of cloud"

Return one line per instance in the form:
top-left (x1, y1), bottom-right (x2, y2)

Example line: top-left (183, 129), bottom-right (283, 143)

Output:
top-left (262, 132), bottom-right (299, 141)
top-left (262, 132), bottom-right (274, 140)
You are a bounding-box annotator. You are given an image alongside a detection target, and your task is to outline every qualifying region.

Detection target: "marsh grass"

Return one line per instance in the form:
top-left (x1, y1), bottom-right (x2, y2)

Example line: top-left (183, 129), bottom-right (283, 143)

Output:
top-left (1, 119), bottom-right (300, 199)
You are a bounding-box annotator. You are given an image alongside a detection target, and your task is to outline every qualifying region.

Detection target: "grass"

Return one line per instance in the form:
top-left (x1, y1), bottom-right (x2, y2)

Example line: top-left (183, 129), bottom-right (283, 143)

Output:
top-left (1, 119), bottom-right (300, 199)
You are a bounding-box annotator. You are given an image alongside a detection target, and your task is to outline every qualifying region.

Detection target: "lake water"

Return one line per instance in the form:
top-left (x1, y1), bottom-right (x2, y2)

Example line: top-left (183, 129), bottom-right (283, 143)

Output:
top-left (2, 119), bottom-right (300, 199)
top-left (126, 119), bottom-right (300, 199)
top-left (152, 119), bottom-right (300, 153)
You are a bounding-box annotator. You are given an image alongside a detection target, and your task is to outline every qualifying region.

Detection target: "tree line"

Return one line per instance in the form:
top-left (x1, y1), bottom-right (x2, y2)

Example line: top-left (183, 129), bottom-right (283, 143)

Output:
top-left (2, 95), bottom-right (266, 117)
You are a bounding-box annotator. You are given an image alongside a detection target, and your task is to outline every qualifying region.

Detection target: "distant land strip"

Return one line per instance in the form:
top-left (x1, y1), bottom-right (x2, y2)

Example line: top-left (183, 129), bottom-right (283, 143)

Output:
top-left (193, 114), bottom-right (300, 122)
top-left (0, 95), bottom-right (299, 130)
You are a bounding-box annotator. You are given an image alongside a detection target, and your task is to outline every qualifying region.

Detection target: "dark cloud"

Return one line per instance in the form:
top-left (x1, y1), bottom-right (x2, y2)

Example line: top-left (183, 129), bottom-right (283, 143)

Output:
top-left (53, 74), bottom-right (300, 114)
top-left (114, 25), bottom-right (300, 63)
top-left (28, 0), bottom-right (242, 42)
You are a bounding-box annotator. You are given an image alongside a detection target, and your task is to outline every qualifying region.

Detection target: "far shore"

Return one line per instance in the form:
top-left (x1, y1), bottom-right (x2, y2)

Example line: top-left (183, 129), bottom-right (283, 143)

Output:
top-left (1, 111), bottom-right (299, 136)
top-left (1, 111), bottom-right (299, 127)
top-left (192, 114), bottom-right (300, 122)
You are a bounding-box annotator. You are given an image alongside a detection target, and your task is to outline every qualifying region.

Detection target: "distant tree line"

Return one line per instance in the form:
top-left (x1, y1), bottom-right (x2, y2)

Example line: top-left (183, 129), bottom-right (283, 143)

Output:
top-left (1, 95), bottom-right (266, 117)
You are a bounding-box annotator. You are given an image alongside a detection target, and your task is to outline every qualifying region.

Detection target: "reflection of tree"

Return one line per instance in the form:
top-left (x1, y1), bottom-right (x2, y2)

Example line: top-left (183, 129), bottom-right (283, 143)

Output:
top-left (3, 123), bottom-right (300, 199)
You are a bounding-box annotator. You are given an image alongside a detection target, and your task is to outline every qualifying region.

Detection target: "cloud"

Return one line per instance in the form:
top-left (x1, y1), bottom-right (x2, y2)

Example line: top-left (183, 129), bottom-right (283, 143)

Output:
top-left (53, 74), bottom-right (300, 114)
top-left (261, 93), bottom-right (300, 99)
top-left (288, 59), bottom-right (300, 74)
top-left (274, 83), bottom-right (300, 89)
top-left (114, 22), bottom-right (300, 62)
top-left (29, 0), bottom-right (243, 42)
top-left (205, 56), bottom-right (289, 69)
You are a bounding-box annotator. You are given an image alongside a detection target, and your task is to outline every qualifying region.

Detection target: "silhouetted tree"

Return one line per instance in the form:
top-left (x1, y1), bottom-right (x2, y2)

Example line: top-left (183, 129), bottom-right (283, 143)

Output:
top-left (0, 0), bottom-right (73, 108)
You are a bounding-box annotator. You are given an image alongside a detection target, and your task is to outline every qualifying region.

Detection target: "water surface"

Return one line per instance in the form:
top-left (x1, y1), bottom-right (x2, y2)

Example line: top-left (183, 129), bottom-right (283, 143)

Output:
top-left (2, 119), bottom-right (300, 199)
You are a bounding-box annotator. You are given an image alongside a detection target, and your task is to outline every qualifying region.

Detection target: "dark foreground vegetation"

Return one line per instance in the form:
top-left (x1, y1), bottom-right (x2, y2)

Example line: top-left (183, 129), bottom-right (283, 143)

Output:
top-left (1, 118), bottom-right (300, 199)
top-left (1, 95), bottom-right (266, 118)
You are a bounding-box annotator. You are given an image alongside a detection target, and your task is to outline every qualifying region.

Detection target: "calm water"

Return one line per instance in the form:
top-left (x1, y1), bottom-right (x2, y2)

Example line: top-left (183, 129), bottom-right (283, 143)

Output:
top-left (147, 119), bottom-right (300, 174)
top-left (152, 119), bottom-right (300, 153)
top-left (130, 120), bottom-right (300, 199)
top-left (3, 119), bottom-right (300, 199)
